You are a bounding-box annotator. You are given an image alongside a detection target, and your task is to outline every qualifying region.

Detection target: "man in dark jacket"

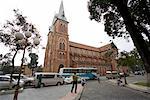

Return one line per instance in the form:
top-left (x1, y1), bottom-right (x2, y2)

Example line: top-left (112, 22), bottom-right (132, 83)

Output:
top-left (71, 72), bottom-right (78, 93)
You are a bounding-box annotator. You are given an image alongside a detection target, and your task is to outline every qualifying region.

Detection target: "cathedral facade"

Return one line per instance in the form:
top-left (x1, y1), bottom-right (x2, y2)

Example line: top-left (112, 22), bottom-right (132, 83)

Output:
top-left (43, 1), bottom-right (118, 75)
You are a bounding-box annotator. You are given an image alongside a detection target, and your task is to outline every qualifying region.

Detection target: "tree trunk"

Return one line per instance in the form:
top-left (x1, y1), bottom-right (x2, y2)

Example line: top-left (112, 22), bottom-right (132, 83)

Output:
top-left (10, 50), bottom-right (18, 89)
top-left (146, 73), bottom-right (150, 92)
top-left (147, 73), bottom-right (150, 83)
top-left (13, 48), bottom-right (26, 100)
top-left (113, 0), bottom-right (150, 85)
top-left (113, 1), bottom-right (150, 76)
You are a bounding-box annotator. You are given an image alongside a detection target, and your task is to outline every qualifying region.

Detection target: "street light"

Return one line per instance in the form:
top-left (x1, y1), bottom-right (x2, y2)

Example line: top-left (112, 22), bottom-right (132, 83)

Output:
top-left (33, 37), bottom-right (40, 46)
top-left (13, 31), bottom-right (40, 100)
top-left (15, 32), bottom-right (24, 40)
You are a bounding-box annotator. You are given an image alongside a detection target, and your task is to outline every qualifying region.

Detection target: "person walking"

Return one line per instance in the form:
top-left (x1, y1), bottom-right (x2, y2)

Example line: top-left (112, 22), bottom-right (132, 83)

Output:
top-left (71, 72), bottom-right (78, 93)
top-left (117, 76), bottom-right (122, 86)
top-left (97, 74), bottom-right (100, 84)
top-left (97, 76), bottom-right (100, 84)
top-left (81, 78), bottom-right (86, 86)
top-left (37, 74), bottom-right (42, 88)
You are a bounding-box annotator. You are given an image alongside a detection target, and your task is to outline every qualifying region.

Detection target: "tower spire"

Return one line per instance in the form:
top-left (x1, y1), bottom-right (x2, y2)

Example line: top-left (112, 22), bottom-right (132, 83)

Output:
top-left (58, 0), bottom-right (67, 21)
top-left (59, 1), bottom-right (65, 17)
top-left (49, 0), bottom-right (68, 32)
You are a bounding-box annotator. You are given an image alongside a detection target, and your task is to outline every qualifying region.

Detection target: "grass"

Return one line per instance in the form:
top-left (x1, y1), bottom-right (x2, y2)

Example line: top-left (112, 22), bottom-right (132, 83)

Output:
top-left (134, 82), bottom-right (150, 87)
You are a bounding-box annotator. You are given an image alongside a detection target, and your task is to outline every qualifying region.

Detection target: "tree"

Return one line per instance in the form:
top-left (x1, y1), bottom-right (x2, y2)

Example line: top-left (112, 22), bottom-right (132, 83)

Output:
top-left (117, 49), bottom-right (144, 84)
top-left (0, 9), bottom-right (40, 100)
top-left (0, 9), bottom-right (40, 82)
top-left (117, 49), bottom-right (144, 72)
top-left (0, 53), bottom-right (12, 74)
top-left (88, 0), bottom-right (150, 80)
top-left (28, 53), bottom-right (39, 75)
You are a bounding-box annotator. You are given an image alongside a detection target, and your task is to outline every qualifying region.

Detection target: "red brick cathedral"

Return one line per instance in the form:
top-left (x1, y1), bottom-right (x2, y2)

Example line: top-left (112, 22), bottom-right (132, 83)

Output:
top-left (43, 1), bottom-right (118, 75)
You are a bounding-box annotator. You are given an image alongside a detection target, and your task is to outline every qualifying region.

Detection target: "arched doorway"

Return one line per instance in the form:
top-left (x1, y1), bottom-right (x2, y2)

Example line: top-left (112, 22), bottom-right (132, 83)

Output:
top-left (58, 64), bottom-right (64, 73)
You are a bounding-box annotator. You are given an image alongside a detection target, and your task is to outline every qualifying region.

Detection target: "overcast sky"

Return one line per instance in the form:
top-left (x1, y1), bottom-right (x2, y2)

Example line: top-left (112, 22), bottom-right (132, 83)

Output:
top-left (0, 0), bottom-right (134, 66)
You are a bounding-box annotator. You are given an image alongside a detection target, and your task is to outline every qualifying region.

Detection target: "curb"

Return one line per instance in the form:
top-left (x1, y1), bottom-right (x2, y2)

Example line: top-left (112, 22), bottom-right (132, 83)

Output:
top-left (126, 84), bottom-right (150, 94)
top-left (74, 86), bottom-right (84, 100)
top-left (0, 88), bottom-right (24, 95)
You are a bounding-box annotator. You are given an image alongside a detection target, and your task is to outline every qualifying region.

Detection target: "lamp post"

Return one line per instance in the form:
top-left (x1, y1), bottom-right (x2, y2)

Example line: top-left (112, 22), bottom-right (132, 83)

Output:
top-left (13, 31), bottom-right (40, 100)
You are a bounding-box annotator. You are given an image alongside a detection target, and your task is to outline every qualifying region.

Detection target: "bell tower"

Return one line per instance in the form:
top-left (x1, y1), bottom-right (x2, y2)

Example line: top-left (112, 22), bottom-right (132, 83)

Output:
top-left (44, 1), bottom-right (70, 72)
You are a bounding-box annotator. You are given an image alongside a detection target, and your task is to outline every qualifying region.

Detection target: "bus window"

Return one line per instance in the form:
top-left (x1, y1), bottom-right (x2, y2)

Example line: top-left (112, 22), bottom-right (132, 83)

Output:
top-left (78, 69), bottom-right (83, 73)
top-left (92, 69), bottom-right (97, 73)
top-left (70, 69), bottom-right (73, 73)
top-left (72, 69), bottom-right (77, 73)
top-left (77, 69), bottom-right (80, 73)
top-left (86, 69), bottom-right (91, 73)
top-left (64, 69), bottom-right (67, 73)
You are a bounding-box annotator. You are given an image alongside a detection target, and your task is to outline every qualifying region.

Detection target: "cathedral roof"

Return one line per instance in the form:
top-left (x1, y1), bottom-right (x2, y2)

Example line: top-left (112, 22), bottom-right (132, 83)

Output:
top-left (69, 41), bottom-right (100, 52)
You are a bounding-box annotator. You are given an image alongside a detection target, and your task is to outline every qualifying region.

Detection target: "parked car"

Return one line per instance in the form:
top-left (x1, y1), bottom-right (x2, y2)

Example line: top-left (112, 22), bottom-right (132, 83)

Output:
top-left (119, 72), bottom-right (129, 77)
top-left (6, 74), bottom-right (34, 85)
top-left (134, 71), bottom-right (145, 75)
top-left (106, 71), bottom-right (118, 79)
top-left (0, 75), bottom-right (24, 90)
top-left (119, 72), bottom-right (124, 77)
top-left (63, 77), bottom-right (72, 84)
top-left (33, 72), bottom-right (64, 87)
top-left (63, 76), bottom-right (82, 84)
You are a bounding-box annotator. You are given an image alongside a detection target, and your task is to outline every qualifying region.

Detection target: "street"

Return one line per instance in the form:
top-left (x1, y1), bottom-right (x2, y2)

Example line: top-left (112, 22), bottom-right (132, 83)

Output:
top-left (80, 78), bottom-right (150, 100)
top-left (0, 75), bottom-right (149, 100)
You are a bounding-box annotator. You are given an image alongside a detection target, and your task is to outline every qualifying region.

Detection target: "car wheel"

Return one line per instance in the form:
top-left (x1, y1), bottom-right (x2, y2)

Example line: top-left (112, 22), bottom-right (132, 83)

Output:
top-left (62, 81), bottom-right (65, 85)
top-left (26, 81), bottom-right (32, 85)
top-left (41, 83), bottom-right (45, 87)
top-left (57, 82), bottom-right (61, 86)
top-left (64, 81), bottom-right (69, 85)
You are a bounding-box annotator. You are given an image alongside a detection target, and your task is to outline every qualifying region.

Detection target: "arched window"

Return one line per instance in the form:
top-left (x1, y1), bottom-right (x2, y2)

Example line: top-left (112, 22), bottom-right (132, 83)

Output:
top-left (63, 53), bottom-right (65, 59)
top-left (59, 53), bottom-right (61, 59)
top-left (59, 42), bottom-right (65, 50)
top-left (62, 43), bottom-right (65, 50)
top-left (59, 43), bottom-right (62, 49)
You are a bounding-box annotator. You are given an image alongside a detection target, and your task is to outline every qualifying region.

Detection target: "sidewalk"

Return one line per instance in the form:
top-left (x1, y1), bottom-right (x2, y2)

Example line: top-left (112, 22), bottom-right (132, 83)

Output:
top-left (59, 84), bottom-right (84, 100)
top-left (108, 79), bottom-right (150, 94)
top-left (0, 88), bottom-right (24, 95)
top-left (127, 83), bottom-right (150, 94)
top-left (0, 85), bottom-right (84, 100)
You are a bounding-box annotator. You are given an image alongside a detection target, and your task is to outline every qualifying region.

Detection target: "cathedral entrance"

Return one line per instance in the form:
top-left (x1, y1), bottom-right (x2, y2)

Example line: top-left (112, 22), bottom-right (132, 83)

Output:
top-left (58, 64), bottom-right (64, 72)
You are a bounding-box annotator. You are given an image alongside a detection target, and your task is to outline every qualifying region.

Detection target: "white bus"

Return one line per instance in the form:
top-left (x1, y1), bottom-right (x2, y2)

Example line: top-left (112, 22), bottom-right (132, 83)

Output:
top-left (59, 67), bottom-right (97, 80)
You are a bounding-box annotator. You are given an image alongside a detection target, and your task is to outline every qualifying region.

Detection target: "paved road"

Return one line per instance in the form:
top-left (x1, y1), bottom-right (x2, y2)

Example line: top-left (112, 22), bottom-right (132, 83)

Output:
top-left (0, 84), bottom-right (72, 100)
top-left (80, 80), bottom-right (150, 100)
top-left (126, 74), bottom-right (147, 83)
